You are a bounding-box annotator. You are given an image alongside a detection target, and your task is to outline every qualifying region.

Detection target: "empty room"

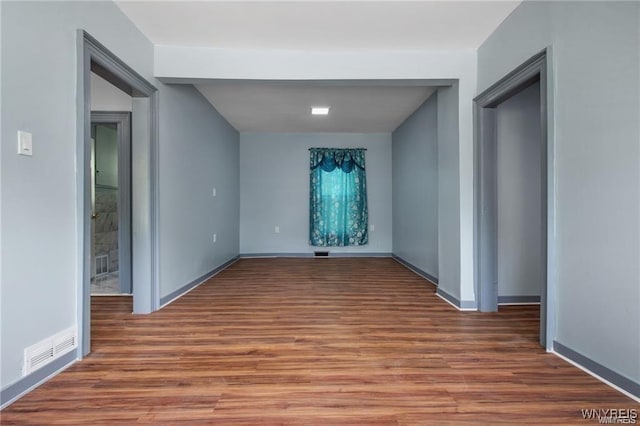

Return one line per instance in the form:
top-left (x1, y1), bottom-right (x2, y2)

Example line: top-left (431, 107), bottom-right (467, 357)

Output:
top-left (1, 1), bottom-right (639, 424)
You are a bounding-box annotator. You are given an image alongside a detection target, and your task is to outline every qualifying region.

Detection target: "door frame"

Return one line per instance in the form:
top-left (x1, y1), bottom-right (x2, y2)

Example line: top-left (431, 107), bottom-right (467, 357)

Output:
top-left (91, 112), bottom-right (132, 294)
top-left (76, 30), bottom-right (160, 356)
top-left (473, 48), bottom-right (556, 350)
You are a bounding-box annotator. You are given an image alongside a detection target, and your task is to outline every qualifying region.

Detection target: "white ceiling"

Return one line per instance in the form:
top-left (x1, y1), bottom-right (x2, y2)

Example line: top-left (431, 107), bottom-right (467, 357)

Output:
top-left (116, 1), bottom-right (520, 51)
top-left (116, 1), bottom-right (521, 133)
top-left (196, 82), bottom-right (437, 132)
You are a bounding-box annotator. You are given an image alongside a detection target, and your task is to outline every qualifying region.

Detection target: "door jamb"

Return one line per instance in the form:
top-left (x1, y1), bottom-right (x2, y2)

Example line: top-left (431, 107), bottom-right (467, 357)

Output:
top-left (76, 30), bottom-right (159, 357)
top-left (473, 48), bottom-right (556, 350)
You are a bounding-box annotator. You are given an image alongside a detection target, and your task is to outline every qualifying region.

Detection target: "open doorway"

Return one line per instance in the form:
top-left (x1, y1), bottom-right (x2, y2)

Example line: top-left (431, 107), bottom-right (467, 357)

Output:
top-left (90, 111), bottom-right (132, 296)
top-left (474, 49), bottom-right (554, 349)
top-left (495, 81), bottom-right (542, 308)
top-left (77, 31), bottom-right (159, 357)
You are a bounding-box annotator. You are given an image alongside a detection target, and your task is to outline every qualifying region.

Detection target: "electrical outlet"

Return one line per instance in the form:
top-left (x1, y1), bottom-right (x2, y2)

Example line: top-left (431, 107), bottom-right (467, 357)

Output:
top-left (213, 234), bottom-right (217, 243)
top-left (212, 187), bottom-right (217, 197)
top-left (370, 224), bottom-right (375, 232)
top-left (275, 226), bottom-right (280, 234)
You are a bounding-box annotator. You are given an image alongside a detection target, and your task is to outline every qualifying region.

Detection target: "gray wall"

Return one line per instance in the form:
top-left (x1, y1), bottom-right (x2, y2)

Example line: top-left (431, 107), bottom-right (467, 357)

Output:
top-left (1, 0), bottom-right (153, 394)
top-left (479, 1), bottom-right (640, 384)
top-left (158, 85), bottom-right (239, 297)
top-left (437, 85), bottom-right (462, 301)
top-left (90, 73), bottom-right (132, 112)
top-left (1, 1), bottom-right (239, 393)
top-left (496, 82), bottom-right (542, 298)
top-left (240, 133), bottom-right (392, 255)
top-left (94, 125), bottom-right (118, 188)
top-left (392, 93), bottom-right (438, 277)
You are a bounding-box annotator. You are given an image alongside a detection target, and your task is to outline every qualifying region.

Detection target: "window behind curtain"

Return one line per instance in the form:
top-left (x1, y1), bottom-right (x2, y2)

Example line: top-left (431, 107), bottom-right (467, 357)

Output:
top-left (309, 148), bottom-right (368, 247)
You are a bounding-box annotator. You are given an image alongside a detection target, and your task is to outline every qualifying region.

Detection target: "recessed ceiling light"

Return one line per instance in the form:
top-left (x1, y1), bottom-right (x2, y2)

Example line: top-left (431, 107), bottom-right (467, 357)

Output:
top-left (311, 107), bottom-right (330, 116)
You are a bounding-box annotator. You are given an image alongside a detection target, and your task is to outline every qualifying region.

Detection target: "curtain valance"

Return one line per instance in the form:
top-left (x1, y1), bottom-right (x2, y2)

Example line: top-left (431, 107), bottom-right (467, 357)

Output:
top-left (309, 147), bottom-right (368, 247)
top-left (309, 148), bottom-right (366, 173)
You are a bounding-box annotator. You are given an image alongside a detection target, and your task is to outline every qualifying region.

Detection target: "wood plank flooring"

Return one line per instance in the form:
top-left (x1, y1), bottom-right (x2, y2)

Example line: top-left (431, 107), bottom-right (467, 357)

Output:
top-left (2, 258), bottom-right (637, 424)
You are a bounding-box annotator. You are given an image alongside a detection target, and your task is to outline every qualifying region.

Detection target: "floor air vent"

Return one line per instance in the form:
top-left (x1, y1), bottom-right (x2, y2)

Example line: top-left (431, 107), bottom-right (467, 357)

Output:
top-left (23, 327), bottom-right (77, 376)
top-left (314, 251), bottom-right (329, 257)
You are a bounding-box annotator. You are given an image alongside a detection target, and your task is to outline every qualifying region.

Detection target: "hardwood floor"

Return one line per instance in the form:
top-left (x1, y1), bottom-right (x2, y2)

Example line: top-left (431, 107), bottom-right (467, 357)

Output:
top-left (2, 258), bottom-right (636, 424)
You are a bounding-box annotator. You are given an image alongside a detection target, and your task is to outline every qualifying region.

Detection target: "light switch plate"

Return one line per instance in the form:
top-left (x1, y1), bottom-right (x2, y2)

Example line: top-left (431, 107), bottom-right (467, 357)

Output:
top-left (18, 131), bottom-right (33, 156)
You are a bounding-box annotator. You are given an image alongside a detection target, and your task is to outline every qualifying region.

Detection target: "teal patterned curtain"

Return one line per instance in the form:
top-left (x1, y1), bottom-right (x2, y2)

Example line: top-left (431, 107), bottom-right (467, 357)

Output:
top-left (309, 148), bottom-right (368, 247)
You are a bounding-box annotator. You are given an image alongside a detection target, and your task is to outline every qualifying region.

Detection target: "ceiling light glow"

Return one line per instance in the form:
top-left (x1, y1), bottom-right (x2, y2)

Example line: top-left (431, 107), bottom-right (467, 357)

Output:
top-left (311, 107), bottom-right (330, 115)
